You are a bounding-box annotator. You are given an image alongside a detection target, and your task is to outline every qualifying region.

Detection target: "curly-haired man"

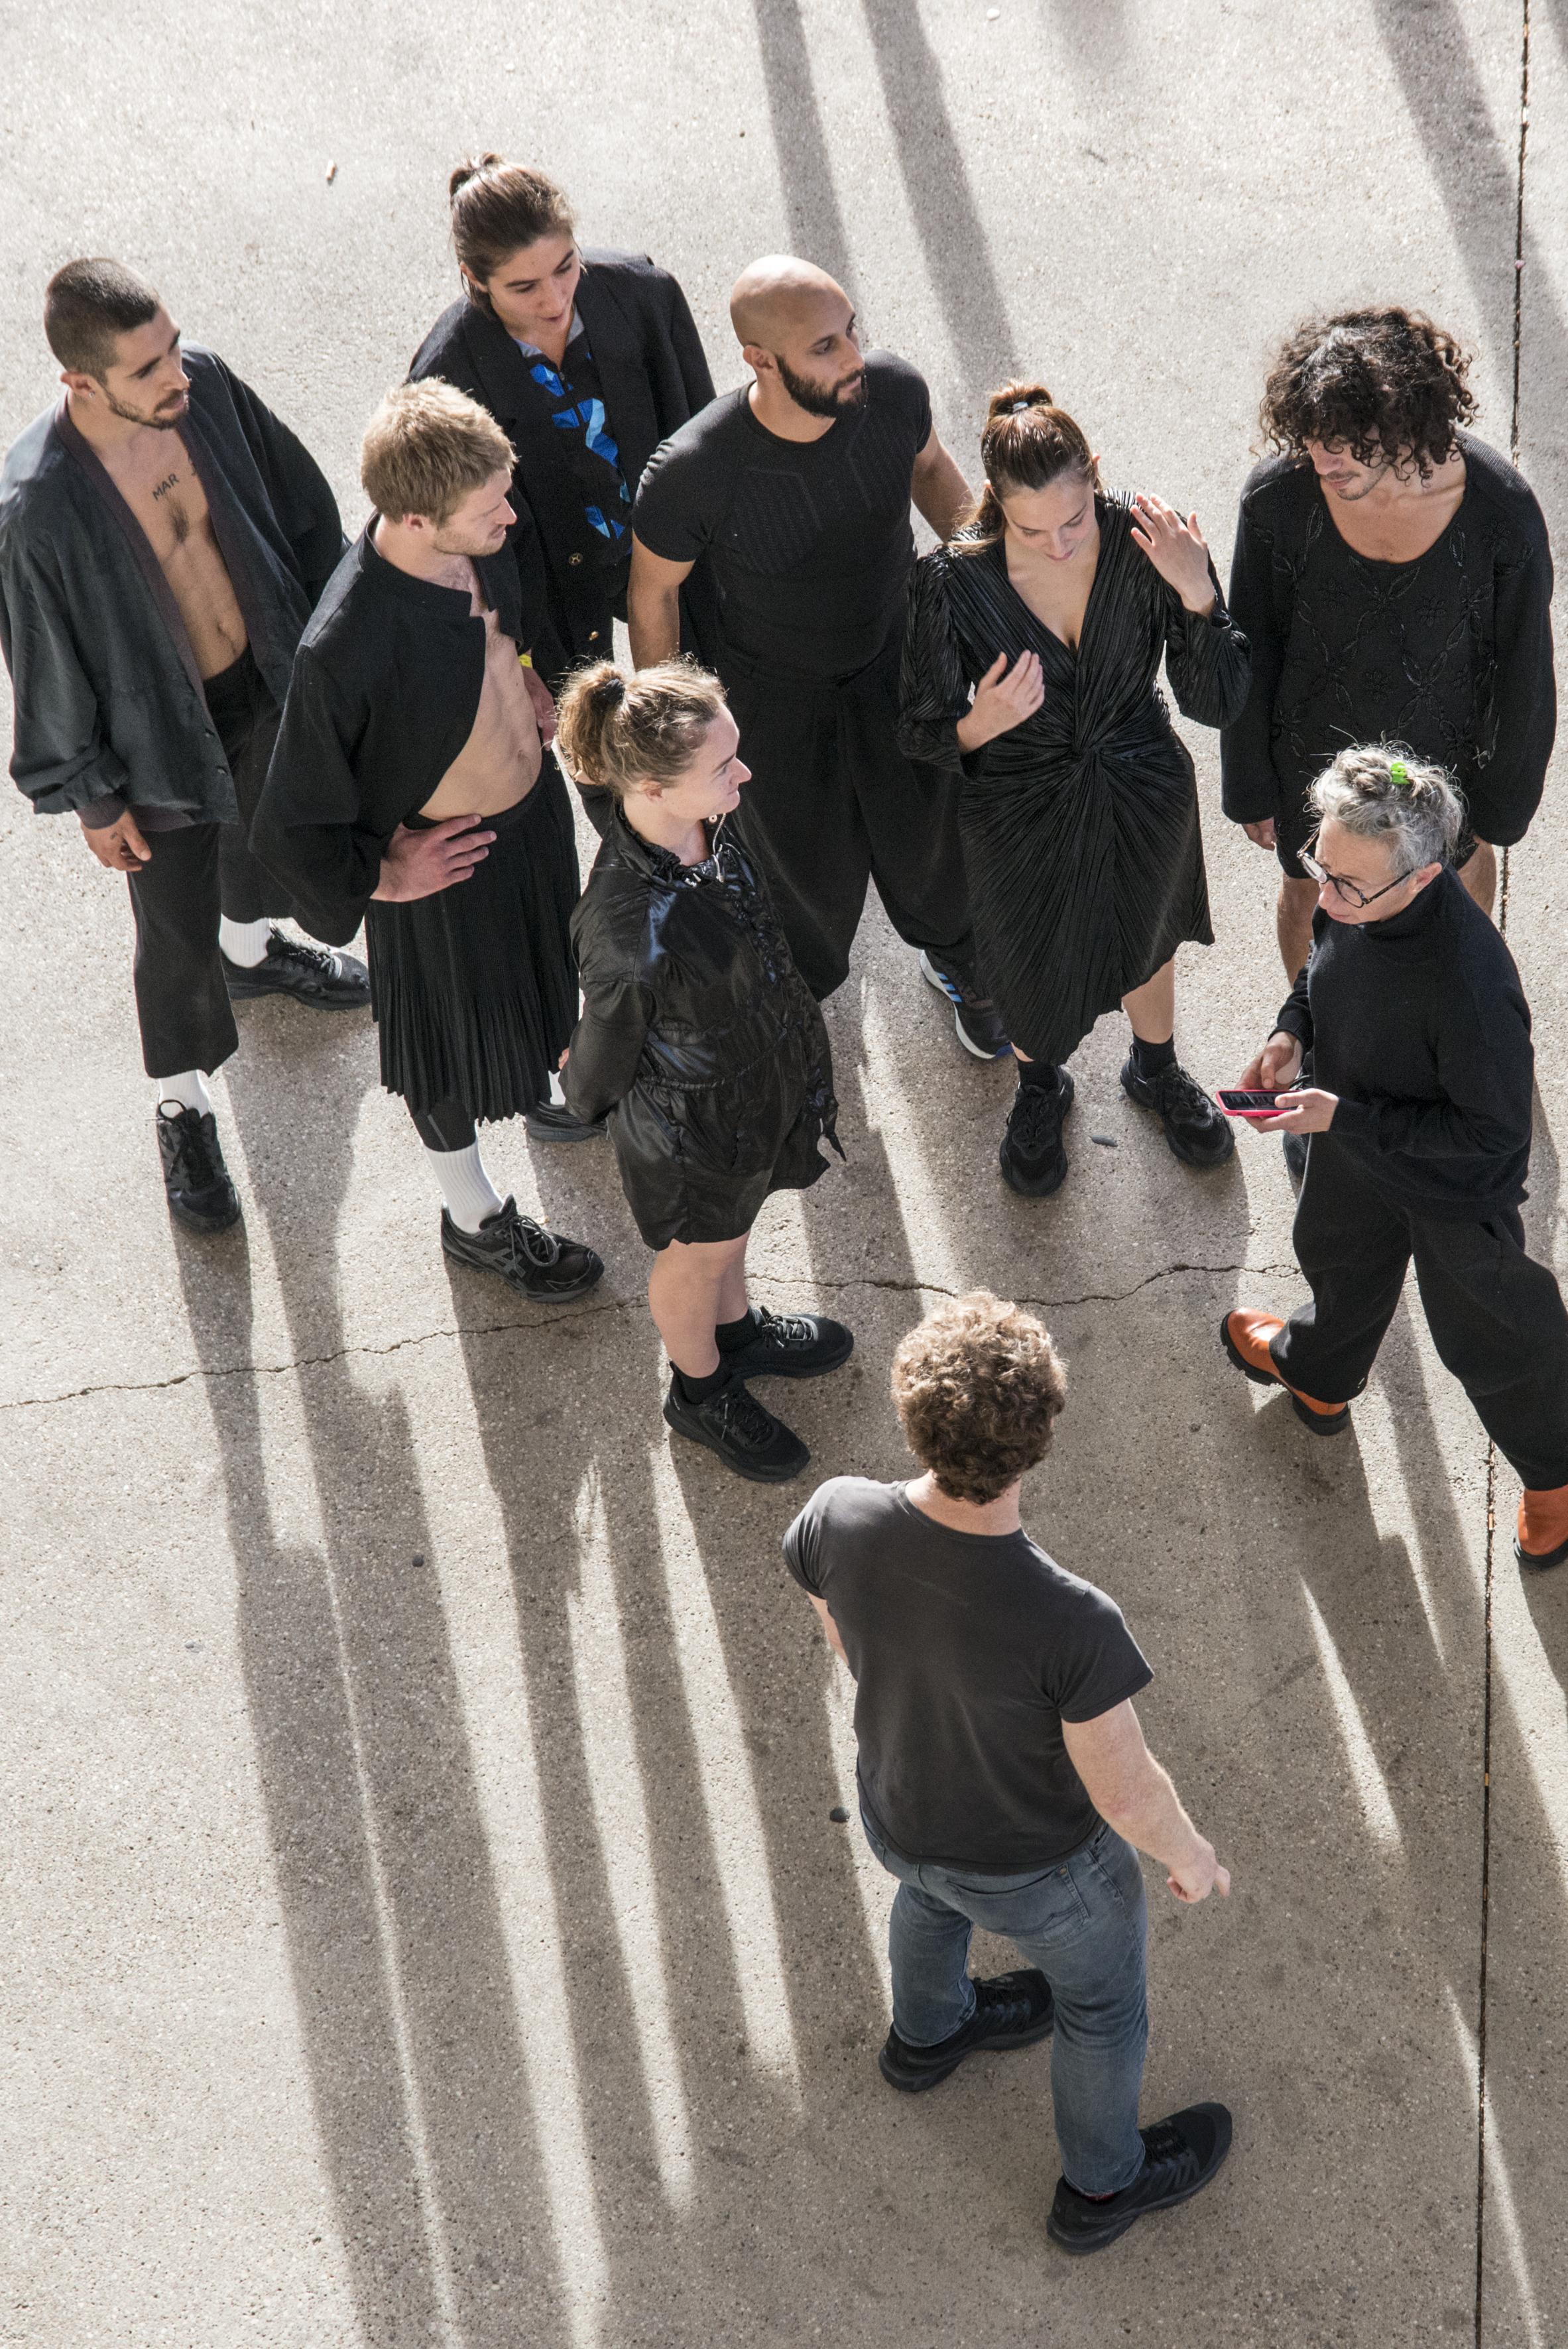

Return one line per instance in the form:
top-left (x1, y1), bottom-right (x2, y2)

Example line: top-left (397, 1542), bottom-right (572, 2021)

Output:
top-left (1221, 307), bottom-right (1555, 977)
top-left (784, 1290), bottom-right (1233, 2255)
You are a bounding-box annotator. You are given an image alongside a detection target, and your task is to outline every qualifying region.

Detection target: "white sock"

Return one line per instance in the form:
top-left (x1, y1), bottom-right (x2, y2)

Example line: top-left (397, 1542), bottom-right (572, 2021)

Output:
top-left (426, 1140), bottom-right (505, 1233)
top-left (155, 1069), bottom-right (213, 1117)
top-left (219, 915), bottom-right (274, 968)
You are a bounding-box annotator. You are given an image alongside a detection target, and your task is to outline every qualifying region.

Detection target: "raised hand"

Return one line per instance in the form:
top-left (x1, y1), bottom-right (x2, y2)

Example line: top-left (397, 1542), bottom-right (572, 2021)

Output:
top-left (1130, 493), bottom-right (1217, 616)
top-left (955, 649), bottom-right (1046, 751)
top-left (373, 812), bottom-right (496, 903)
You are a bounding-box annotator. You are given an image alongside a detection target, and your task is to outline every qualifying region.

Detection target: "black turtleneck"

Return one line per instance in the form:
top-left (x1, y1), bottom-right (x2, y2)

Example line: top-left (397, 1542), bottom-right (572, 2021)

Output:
top-left (1274, 867), bottom-right (1533, 1219)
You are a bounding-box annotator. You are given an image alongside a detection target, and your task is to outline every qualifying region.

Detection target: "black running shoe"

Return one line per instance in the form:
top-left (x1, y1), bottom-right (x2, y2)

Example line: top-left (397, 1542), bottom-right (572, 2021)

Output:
top-left (1119, 1055), bottom-right (1235, 1168)
top-left (524, 1099), bottom-right (607, 1144)
top-left (920, 951), bottom-right (1012, 1060)
top-left (718, 1306), bottom-right (854, 1381)
top-left (878, 1970), bottom-right (1054, 2093)
top-left (999, 1069), bottom-right (1075, 1197)
top-left (1047, 2102), bottom-right (1233, 2255)
top-left (221, 930), bottom-right (370, 1009)
top-left (662, 1372), bottom-right (810, 1483)
top-left (441, 1197), bottom-right (604, 1299)
top-left (156, 1103), bottom-right (241, 1233)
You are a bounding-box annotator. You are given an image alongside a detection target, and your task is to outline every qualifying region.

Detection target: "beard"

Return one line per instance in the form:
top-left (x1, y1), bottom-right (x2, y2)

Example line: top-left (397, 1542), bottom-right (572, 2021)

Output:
top-left (775, 354), bottom-right (868, 420)
top-left (431, 521), bottom-right (509, 560)
top-left (103, 387), bottom-right (187, 431)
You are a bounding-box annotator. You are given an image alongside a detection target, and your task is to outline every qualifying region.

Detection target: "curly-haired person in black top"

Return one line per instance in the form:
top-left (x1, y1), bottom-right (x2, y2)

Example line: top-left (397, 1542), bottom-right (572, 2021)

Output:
top-left (1222, 308), bottom-right (1555, 977)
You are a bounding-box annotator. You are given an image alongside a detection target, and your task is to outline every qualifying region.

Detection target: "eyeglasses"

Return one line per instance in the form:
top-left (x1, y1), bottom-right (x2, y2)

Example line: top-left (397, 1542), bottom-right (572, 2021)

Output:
top-left (1299, 833), bottom-right (1416, 910)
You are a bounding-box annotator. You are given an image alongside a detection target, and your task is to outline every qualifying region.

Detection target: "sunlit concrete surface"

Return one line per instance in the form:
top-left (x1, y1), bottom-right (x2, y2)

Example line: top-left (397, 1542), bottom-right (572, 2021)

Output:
top-left (1, 4), bottom-right (1563, 2343)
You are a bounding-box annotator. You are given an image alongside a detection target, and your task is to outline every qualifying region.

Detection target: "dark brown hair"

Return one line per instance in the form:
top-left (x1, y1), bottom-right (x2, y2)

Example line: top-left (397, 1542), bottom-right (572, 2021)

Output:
top-left (1260, 307), bottom-right (1475, 477)
top-left (555, 660), bottom-right (728, 799)
top-left (449, 155), bottom-right (575, 306)
top-left (891, 1291), bottom-right (1067, 1504)
top-left (44, 258), bottom-right (160, 379)
top-left (955, 380), bottom-right (1099, 552)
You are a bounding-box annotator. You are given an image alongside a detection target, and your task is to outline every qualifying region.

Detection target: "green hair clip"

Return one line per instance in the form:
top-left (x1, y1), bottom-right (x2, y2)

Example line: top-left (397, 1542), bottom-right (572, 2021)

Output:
top-left (1388, 759), bottom-right (1410, 786)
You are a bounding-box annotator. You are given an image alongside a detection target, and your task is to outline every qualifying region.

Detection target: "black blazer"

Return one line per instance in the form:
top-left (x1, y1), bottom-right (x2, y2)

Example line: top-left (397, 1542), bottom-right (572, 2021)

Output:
top-left (409, 247), bottom-right (720, 686)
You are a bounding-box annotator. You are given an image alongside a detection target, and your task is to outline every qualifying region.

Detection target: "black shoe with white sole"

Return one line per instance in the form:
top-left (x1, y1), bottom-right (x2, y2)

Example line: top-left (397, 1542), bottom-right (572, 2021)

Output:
top-left (662, 1372), bottom-right (810, 1482)
top-left (441, 1198), bottom-right (604, 1299)
top-left (999, 1069), bottom-right (1075, 1197)
top-left (156, 1103), bottom-right (241, 1233)
top-left (1047, 2102), bottom-right (1233, 2255)
top-left (878, 1970), bottom-right (1054, 2093)
top-left (920, 951), bottom-right (1012, 1060)
top-left (717, 1306), bottom-right (854, 1381)
top-left (525, 1099), bottom-right (608, 1144)
top-left (221, 930), bottom-right (370, 1008)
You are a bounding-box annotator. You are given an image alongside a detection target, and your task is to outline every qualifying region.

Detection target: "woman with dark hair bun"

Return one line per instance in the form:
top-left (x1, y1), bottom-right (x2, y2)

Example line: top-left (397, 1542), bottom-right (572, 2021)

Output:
top-left (409, 157), bottom-right (719, 697)
top-left (900, 382), bottom-right (1252, 1199)
top-left (557, 660), bottom-right (849, 1484)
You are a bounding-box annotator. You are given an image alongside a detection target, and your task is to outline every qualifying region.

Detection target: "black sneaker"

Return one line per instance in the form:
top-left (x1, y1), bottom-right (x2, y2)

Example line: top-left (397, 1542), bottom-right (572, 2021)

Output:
top-left (718, 1306), bottom-right (854, 1381)
top-left (1120, 1055), bottom-right (1235, 1169)
top-left (221, 930), bottom-right (371, 1009)
top-left (441, 1197), bottom-right (604, 1299)
top-left (156, 1103), bottom-right (241, 1233)
top-left (920, 950), bottom-right (1012, 1060)
top-left (524, 1099), bottom-right (607, 1144)
top-left (1046, 2102), bottom-right (1233, 2255)
top-left (878, 1970), bottom-right (1054, 2093)
top-left (662, 1372), bottom-right (810, 1483)
top-left (999, 1069), bottom-right (1075, 1197)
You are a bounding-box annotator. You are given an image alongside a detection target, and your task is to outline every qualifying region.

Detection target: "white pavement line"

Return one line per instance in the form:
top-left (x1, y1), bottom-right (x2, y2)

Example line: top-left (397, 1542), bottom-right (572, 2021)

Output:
top-left (567, 1472), bottom-right (697, 2206)
top-left (1300, 1583), bottom-right (1404, 1854)
top-left (649, 1447), bottom-right (803, 2099)
top-left (857, 989), bottom-right (967, 1298)
top-left (1445, 1987), bottom-right (1548, 2348)
top-left (823, 1669), bottom-right (893, 1997)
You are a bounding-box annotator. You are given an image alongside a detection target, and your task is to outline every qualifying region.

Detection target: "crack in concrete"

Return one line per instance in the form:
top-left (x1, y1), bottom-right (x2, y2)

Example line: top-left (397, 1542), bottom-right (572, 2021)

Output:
top-left (3, 1258), bottom-right (1298, 1413)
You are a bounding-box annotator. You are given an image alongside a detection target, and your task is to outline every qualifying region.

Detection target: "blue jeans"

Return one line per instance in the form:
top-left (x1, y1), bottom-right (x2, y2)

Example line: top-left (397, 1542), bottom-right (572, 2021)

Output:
top-left (862, 1809), bottom-right (1148, 2195)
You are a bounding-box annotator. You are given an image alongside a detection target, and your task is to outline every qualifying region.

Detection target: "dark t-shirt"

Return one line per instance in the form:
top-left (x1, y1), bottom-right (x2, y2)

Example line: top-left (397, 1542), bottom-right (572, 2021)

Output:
top-left (633, 349), bottom-right (934, 682)
top-left (783, 1476), bottom-right (1153, 1871)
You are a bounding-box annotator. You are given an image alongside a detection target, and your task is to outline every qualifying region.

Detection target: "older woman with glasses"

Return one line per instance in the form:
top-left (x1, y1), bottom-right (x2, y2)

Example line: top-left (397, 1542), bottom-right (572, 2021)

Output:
top-left (1221, 743), bottom-right (1568, 1571)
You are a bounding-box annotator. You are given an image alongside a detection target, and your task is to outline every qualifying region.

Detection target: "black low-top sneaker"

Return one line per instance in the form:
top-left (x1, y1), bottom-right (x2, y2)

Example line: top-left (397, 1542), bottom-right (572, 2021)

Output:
top-left (222, 930), bottom-right (371, 1010)
top-left (878, 1970), bottom-right (1054, 2093)
top-left (156, 1103), bottom-right (241, 1233)
top-left (662, 1372), bottom-right (810, 1483)
top-left (920, 951), bottom-right (1012, 1060)
top-left (441, 1198), bottom-right (604, 1299)
top-left (718, 1306), bottom-right (854, 1381)
top-left (1047, 2102), bottom-right (1233, 2255)
top-left (999, 1069), bottom-right (1075, 1197)
top-left (1119, 1055), bottom-right (1235, 1169)
top-left (524, 1099), bottom-right (607, 1144)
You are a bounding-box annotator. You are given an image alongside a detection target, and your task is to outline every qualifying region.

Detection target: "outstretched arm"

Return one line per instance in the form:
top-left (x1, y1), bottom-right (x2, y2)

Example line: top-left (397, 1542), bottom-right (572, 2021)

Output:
top-left (1063, 1700), bottom-right (1231, 1904)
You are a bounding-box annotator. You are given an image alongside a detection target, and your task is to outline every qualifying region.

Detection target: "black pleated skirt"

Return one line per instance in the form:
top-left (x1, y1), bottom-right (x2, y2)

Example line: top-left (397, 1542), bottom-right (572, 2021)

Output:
top-left (365, 761), bottom-right (581, 1120)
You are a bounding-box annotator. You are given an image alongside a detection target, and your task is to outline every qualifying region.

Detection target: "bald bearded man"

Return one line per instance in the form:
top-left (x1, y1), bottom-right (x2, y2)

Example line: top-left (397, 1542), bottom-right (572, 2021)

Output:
top-left (628, 258), bottom-right (1004, 1044)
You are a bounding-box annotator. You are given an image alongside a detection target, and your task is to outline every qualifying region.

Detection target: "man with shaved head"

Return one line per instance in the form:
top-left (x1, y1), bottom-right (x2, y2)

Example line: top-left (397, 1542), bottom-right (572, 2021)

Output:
top-left (629, 257), bottom-right (1003, 1045)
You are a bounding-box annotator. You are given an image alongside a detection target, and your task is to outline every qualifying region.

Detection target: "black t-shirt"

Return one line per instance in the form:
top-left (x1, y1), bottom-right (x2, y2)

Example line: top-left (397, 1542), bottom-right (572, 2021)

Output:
top-left (783, 1476), bottom-right (1153, 1870)
top-left (633, 349), bottom-right (933, 682)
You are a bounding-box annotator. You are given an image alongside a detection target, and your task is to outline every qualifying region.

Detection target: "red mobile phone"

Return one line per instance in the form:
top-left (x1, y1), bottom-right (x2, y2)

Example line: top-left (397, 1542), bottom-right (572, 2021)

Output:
top-left (1217, 1088), bottom-right (1283, 1118)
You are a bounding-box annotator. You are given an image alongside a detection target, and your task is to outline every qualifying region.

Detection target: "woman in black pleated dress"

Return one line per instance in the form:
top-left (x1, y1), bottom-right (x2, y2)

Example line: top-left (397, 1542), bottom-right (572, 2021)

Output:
top-left (900, 383), bottom-right (1252, 1197)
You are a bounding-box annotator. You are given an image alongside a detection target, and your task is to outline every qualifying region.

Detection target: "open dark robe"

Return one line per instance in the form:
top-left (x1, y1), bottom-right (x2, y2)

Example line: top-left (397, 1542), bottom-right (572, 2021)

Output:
top-left (899, 497), bottom-right (1251, 1067)
top-left (409, 247), bottom-right (719, 689)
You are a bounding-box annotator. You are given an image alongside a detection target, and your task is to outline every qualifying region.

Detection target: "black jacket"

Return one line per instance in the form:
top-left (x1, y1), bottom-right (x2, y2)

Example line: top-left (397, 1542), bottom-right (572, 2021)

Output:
top-left (565, 806), bottom-right (841, 1249)
top-left (0, 347), bottom-right (343, 826)
top-left (408, 249), bottom-right (719, 685)
top-left (251, 526), bottom-right (522, 945)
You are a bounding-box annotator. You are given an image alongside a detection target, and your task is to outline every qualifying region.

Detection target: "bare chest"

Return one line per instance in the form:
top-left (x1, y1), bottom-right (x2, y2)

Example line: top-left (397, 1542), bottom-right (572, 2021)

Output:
top-left (107, 444), bottom-right (217, 565)
top-left (420, 593), bottom-right (542, 818)
top-left (1327, 471), bottom-right (1467, 564)
top-left (1006, 541), bottom-right (1099, 654)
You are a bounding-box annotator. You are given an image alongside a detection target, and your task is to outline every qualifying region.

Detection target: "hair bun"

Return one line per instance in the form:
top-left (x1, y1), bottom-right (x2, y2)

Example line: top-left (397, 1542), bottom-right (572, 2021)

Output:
top-left (986, 379), bottom-right (1054, 424)
top-left (448, 152), bottom-right (504, 202)
top-left (589, 667), bottom-right (628, 709)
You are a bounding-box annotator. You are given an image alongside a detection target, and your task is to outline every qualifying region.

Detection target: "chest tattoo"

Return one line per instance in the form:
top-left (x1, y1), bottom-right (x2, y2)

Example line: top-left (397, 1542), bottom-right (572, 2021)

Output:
top-left (151, 472), bottom-right (180, 501)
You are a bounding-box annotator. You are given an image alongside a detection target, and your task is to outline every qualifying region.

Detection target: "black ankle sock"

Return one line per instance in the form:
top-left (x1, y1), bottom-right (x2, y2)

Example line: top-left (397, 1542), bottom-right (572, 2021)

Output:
top-left (1016, 1058), bottom-right (1061, 1093)
top-left (1130, 1033), bottom-right (1177, 1078)
top-left (674, 1362), bottom-right (732, 1405)
top-left (716, 1307), bottom-right (760, 1352)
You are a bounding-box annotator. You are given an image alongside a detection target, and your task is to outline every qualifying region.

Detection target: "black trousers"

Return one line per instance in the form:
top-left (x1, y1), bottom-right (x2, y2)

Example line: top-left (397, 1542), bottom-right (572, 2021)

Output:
top-left (723, 641), bottom-right (975, 1002)
top-left (125, 648), bottom-right (299, 1079)
top-left (1272, 1134), bottom-right (1568, 1490)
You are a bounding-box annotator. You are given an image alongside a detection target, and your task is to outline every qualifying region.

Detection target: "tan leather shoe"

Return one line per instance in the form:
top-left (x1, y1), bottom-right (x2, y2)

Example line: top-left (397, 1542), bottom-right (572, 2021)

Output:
top-left (1221, 1309), bottom-right (1350, 1437)
top-left (1516, 1484), bottom-right (1568, 1569)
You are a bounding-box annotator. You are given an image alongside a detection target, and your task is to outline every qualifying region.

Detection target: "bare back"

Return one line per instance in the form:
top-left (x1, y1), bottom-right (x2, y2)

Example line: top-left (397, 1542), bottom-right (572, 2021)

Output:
top-left (97, 428), bottom-right (249, 678)
top-left (419, 565), bottom-right (543, 819)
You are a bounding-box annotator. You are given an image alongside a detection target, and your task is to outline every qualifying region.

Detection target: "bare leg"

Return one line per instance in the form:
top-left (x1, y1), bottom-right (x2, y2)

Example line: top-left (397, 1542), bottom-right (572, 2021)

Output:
top-left (1457, 838), bottom-right (1498, 920)
top-left (1276, 876), bottom-right (1318, 981)
top-left (647, 1231), bottom-right (752, 1377)
top-left (1121, 955), bottom-right (1176, 1044)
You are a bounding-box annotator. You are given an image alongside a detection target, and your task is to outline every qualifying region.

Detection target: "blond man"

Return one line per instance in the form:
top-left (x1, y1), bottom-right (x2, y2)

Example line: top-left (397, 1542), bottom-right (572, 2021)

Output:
top-left (253, 380), bottom-right (603, 1297)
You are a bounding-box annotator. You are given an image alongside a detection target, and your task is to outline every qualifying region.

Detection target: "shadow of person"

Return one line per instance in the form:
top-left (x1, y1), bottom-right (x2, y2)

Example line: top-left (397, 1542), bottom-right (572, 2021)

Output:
top-left (746, 0), bottom-right (855, 288)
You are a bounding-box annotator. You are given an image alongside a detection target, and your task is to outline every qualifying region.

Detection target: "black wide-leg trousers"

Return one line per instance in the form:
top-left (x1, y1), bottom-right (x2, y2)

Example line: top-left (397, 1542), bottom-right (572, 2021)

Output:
top-left (723, 641), bottom-right (975, 1003)
top-left (1272, 1134), bottom-right (1568, 1491)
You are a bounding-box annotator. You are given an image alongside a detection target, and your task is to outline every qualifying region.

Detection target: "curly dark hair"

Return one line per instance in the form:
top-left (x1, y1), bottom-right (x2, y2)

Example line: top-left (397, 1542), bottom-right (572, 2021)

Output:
top-left (1259, 307), bottom-right (1476, 477)
top-left (891, 1291), bottom-right (1067, 1504)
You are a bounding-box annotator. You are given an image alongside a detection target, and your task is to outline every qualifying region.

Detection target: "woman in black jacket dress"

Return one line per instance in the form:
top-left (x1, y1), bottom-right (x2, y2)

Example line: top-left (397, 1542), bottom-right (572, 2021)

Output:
top-left (900, 384), bottom-right (1252, 1199)
top-left (557, 662), bottom-right (850, 1485)
top-left (409, 156), bottom-right (719, 697)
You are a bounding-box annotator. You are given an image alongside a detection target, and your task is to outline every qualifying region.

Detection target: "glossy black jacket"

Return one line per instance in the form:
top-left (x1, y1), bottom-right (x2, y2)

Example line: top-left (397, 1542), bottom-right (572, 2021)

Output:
top-left (564, 804), bottom-right (841, 1250)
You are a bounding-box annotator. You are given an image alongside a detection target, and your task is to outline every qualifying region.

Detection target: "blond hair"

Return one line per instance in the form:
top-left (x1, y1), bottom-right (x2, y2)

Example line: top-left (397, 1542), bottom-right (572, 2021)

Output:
top-left (555, 660), bottom-right (728, 798)
top-left (892, 1291), bottom-right (1067, 1504)
top-left (360, 380), bottom-right (514, 524)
